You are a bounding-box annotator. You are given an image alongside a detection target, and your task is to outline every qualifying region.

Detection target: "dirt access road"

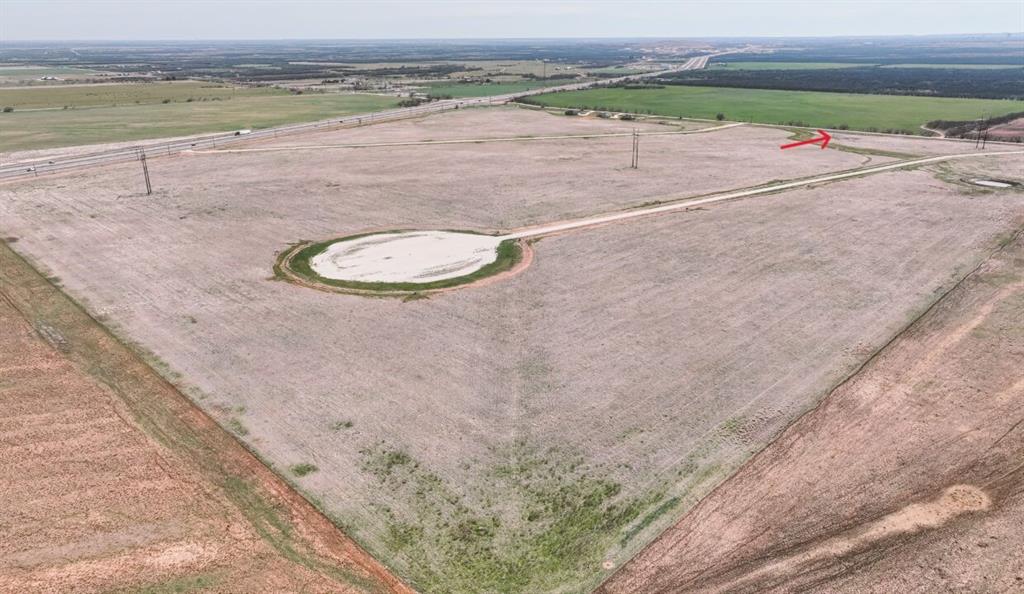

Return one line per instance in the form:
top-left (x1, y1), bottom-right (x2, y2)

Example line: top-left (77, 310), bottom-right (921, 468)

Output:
top-left (277, 149), bottom-right (1023, 290)
top-left (504, 149), bottom-right (1024, 240)
top-left (0, 242), bottom-right (410, 593)
top-left (599, 228), bottom-right (1024, 592)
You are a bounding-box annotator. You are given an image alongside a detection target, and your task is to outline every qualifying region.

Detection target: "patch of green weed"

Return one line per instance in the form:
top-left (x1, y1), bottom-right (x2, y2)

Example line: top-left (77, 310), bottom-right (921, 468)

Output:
top-left (290, 463), bottom-right (319, 477)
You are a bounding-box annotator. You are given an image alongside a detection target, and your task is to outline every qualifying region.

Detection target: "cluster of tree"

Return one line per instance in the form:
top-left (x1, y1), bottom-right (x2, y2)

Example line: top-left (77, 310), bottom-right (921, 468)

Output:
top-left (927, 110), bottom-right (1024, 138)
top-left (195, 63), bottom-right (480, 82)
top-left (397, 97), bottom-right (429, 107)
top-left (656, 66), bottom-right (1024, 100)
top-left (0, 40), bottom-right (641, 80)
top-left (610, 83), bottom-right (665, 90)
top-left (161, 95), bottom-right (230, 104)
top-left (715, 36), bottom-right (1024, 66)
top-left (519, 98), bottom-right (665, 117)
top-left (77, 76), bottom-right (154, 84)
top-left (519, 72), bottom-right (580, 81)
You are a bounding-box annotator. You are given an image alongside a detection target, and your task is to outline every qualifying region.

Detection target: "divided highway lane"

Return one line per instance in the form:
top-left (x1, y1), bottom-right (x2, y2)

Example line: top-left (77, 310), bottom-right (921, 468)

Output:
top-left (0, 57), bottom-right (710, 181)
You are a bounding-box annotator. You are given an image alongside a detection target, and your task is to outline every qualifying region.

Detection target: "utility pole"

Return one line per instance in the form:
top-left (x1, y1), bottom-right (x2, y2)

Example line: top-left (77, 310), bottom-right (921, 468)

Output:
top-left (631, 129), bottom-right (639, 169)
top-left (137, 148), bottom-right (152, 195)
top-left (981, 115), bottom-right (990, 149)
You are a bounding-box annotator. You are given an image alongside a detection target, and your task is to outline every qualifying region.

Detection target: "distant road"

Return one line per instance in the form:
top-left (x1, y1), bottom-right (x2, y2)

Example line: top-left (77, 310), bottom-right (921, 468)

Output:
top-left (0, 56), bottom-right (710, 181)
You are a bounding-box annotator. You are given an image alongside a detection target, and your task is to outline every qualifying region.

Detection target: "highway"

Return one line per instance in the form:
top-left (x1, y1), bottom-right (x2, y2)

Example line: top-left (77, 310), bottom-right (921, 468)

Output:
top-left (0, 56), bottom-right (710, 181)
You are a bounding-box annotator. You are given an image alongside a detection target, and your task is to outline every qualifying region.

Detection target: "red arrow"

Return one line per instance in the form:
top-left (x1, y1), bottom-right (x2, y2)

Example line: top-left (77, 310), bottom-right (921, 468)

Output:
top-left (780, 129), bottom-right (831, 150)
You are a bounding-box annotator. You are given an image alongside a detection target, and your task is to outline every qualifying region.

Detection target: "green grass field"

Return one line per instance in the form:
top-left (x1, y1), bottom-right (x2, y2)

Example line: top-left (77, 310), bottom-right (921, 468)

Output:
top-left (711, 62), bottom-right (875, 70)
top-left (425, 79), bottom-right (577, 98)
top-left (0, 65), bottom-right (104, 84)
top-left (526, 86), bottom-right (1024, 134)
top-left (0, 93), bottom-right (400, 152)
top-left (0, 81), bottom-right (285, 110)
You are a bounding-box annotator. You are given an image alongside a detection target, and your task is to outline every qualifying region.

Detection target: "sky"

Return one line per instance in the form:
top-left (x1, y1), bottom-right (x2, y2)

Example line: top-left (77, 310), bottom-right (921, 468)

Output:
top-left (1, 0), bottom-right (1022, 41)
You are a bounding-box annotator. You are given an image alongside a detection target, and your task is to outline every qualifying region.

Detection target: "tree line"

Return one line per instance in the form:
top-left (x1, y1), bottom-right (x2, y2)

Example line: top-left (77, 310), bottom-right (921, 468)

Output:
top-left (654, 66), bottom-right (1024, 100)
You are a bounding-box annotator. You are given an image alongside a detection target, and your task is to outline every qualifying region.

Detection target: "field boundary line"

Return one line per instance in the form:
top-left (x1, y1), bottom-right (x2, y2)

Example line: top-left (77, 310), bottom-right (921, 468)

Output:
top-left (190, 122), bottom-right (745, 154)
top-left (0, 239), bottom-right (417, 593)
top-left (596, 221), bottom-right (1024, 592)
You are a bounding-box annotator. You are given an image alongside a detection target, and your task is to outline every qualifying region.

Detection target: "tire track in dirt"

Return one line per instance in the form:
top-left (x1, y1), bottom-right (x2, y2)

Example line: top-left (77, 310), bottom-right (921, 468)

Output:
top-left (0, 240), bottom-right (414, 593)
top-left (698, 485), bottom-right (992, 593)
top-left (598, 226), bottom-right (1024, 593)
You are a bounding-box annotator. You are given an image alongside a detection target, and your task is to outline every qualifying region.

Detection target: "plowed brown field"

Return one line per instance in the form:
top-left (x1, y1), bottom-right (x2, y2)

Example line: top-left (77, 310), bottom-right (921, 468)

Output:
top-left (599, 229), bottom-right (1024, 593)
top-left (0, 242), bottom-right (410, 593)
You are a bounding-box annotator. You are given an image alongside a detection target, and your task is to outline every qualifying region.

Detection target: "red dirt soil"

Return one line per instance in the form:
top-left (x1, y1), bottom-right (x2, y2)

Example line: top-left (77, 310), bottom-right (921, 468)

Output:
top-left (599, 227), bottom-right (1024, 593)
top-left (0, 240), bottom-right (411, 593)
top-left (987, 117), bottom-right (1024, 141)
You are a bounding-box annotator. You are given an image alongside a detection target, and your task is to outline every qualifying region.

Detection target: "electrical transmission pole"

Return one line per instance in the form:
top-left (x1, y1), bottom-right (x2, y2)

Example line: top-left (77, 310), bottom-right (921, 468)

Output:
top-left (631, 129), bottom-right (639, 169)
top-left (137, 148), bottom-right (152, 195)
top-left (975, 116), bottom-right (989, 149)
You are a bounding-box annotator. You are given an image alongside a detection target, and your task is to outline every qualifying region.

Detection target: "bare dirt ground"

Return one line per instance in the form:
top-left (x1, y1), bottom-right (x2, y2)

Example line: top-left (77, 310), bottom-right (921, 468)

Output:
top-left (0, 106), bottom-right (710, 169)
top-left (828, 129), bottom-right (1019, 156)
top-left (1, 106), bottom-right (1022, 592)
top-left (0, 243), bottom-right (409, 593)
top-left (987, 117), bottom-right (1024, 141)
top-left (239, 106), bottom-right (713, 150)
top-left (598, 226), bottom-right (1024, 594)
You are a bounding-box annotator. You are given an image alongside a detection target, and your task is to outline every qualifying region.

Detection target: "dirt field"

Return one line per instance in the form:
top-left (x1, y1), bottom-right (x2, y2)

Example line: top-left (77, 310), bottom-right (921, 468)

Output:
top-left (1, 106), bottom-right (1022, 592)
top-left (827, 128), bottom-right (1021, 156)
top-left (987, 117), bottom-right (1024, 141)
top-left (0, 244), bottom-right (408, 593)
top-left (598, 223), bottom-right (1024, 594)
top-left (236, 106), bottom-right (713, 150)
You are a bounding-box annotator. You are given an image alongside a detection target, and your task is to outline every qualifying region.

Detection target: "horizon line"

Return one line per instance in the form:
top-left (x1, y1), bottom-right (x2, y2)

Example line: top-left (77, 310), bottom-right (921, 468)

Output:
top-left (3, 31), bottom-right (1023, 44)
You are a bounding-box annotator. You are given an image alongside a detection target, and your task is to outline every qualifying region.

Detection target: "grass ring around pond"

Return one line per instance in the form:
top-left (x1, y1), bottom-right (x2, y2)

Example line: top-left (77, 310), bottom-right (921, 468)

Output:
top-left (275, 229), bottom-right (529, 296)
